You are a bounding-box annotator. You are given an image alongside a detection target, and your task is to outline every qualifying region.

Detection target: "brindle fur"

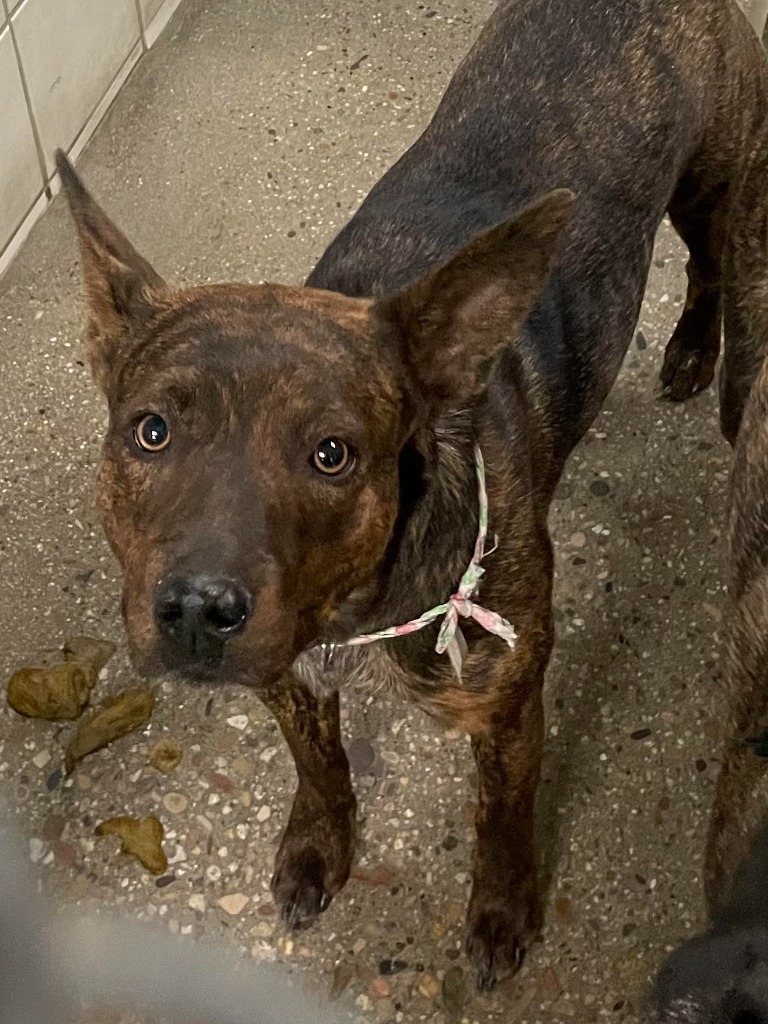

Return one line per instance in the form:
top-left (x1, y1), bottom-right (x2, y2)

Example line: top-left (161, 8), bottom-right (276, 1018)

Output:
top-left (58, 0), bottom-right (768, 990)
top-left (651, 56), bottom-right (768, 1019)
top-left (651, 823), bottom-right (768, 1024)
top-left (705, 140), bottom-right (768, 916)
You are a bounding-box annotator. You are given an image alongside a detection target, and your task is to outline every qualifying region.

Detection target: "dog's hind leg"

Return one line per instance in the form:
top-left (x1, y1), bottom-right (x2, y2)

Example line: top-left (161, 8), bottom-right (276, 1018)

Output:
top-left (719, 145), bottom-right (768, 444)
top-left (660, 177), bottom-right (729, 402)
top-left (704, 576), bottom-right (768, 915)
top-left (263, 678), bottom-right (357, 929)
top-left (705, 360), bottom-right (768, 910)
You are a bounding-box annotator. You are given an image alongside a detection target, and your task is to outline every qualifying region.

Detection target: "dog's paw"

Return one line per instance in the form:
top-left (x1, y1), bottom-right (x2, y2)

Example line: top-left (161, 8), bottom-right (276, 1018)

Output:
top-left (270, 799), bottom-right (356, 930)
top-left (465, 896), bottom-right (536, 991)
top-left (660, 330), bottom-right (718, 401)
top-left (271, 847), bottom-right (336, 929)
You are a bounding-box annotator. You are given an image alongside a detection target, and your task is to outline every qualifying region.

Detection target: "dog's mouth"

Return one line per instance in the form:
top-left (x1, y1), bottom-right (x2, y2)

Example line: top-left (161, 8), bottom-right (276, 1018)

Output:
top-left (131, 637), bottom-right (290, 690)
top-left (160, 631), bottom-right (227, 670)
top-left (158, 645), bottom-right (228, 684)
top-left (131, 642), bottom-right (222, 684)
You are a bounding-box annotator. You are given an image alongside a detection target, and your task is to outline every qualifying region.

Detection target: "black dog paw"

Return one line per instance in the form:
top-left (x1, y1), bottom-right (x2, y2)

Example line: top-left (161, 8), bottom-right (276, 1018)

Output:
top-left (271, 847), bottom-right (334, 930)
top-left (465, 904), bottom-right (531, 991)
top-left (660, 330), bottom-right (718, 401)
top-left (270, 799), bottom-right (355, 930)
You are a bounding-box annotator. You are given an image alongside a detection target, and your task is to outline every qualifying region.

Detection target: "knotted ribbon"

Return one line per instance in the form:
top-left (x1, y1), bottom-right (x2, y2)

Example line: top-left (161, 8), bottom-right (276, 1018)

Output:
top-left (322, 445), bottom-right (517, 681)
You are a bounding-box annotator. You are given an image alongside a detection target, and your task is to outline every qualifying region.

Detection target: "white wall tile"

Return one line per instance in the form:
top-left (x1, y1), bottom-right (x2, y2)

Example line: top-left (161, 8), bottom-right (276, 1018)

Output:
top-left (12, 0), bottom-right (140, 173)
top-left (0, 25), bottom-right (43, 255)
top-left (140, 0), bottom-right (164, 29)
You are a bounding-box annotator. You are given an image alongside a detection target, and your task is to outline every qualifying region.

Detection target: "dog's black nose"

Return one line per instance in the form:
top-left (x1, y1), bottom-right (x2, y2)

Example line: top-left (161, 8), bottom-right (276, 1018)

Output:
top-left (155, 574), bottom-right (252, 648)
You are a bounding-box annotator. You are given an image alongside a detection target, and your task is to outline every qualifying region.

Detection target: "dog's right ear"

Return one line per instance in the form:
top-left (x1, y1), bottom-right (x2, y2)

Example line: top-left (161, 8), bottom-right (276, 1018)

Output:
top-left (374, 188), bottom-right (574, 411)
top-left (55, 149), bottom-right (169, 390)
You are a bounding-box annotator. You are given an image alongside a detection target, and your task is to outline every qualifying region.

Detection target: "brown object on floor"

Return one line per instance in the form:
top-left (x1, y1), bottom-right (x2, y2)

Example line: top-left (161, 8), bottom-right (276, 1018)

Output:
top-left (63, 636), bottom-right (117, 676)
top-left (95, 815), bottom-right (167, 874)
top-left (8, 662), bottom-right (97, 720)
top-left (7, 635), bottom-right (117, 720)
top-left (65, 686), bottom-right (155, 774)
top-left (148, 738), bottom-right (183, 773)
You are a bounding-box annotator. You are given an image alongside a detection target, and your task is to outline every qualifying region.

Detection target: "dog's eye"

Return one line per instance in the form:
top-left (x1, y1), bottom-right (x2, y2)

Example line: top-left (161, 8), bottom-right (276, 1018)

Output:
top-left (134, 414), bottom-right (170, 453)
top-left (312, 437), bottom-right (353, 477)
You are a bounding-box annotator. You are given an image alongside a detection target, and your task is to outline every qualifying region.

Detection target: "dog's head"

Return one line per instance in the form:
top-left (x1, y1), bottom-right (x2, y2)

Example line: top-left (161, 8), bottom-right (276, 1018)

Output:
top-left (57, 151), bottom-right (572, 687)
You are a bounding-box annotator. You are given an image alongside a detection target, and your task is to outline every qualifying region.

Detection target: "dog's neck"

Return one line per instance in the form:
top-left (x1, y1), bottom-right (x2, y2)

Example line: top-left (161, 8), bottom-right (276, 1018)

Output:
top-left (327, 410), bottom-right (481, 646)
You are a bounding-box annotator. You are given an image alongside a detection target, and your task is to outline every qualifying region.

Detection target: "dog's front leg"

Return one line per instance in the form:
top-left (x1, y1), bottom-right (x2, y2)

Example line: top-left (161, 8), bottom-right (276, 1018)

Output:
top-left (262, 676), bottom-right (356, 930)
top-left (465, 677), bottom-right (545, 991)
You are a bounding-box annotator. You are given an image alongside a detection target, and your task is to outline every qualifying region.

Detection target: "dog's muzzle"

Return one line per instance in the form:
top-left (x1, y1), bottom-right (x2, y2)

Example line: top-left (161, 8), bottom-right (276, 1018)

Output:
top-left (154, 573), bottom-right (252, 668)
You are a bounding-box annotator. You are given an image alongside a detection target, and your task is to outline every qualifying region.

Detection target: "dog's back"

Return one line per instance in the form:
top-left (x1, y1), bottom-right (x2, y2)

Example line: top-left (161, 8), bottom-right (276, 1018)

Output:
top-left (309, 0), bottom-right (766, 270)
top-left (310, 0), bottom-right (767, 460)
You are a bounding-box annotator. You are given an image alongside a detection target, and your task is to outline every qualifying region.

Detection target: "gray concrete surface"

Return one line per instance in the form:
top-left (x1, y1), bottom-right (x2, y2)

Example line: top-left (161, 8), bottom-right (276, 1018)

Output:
top-left (0, 1), bottom-right (737, 1021)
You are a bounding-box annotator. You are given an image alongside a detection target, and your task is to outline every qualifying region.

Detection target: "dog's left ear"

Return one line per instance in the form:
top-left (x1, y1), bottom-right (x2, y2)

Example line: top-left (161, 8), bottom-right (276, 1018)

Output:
top-left (375, 189), bottom-right (575, 407)
top-left (55, 149), bottom-right (169, 390)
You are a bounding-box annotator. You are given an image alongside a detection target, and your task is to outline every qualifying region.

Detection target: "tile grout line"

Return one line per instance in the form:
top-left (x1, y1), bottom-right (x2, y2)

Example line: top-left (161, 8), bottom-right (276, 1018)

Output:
top-left (0, 0), bottom-right (182, 281)
top-left (4, 0), bottom-right (52, 199)
top-left (0, 191), bottom-right (45, 267)
top-left (0, 38), bottom-right (141, 279)
top-left (134, 0), bottom-right (149, 53)
top-left (66, 42), bottom-right (144, 168)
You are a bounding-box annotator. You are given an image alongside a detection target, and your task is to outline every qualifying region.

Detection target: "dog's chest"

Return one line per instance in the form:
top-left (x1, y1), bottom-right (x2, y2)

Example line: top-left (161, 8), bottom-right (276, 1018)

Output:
top-left (293, 643), bottom-right (438, 704)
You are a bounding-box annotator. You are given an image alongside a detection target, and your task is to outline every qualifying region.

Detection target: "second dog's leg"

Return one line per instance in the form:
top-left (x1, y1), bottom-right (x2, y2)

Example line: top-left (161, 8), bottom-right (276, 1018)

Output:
top-left (264, 678), bottom-right (356, 929)
top-left (705, 737), bottom-right (767, 914)
top-left (465, 685), bottom-right (544, 991)
top-left (660, 181), bottom-right (728, 401)
top-left (705, 542), bottom-right (768, 908)
top-left (719, 147), bottom-right (768, 444)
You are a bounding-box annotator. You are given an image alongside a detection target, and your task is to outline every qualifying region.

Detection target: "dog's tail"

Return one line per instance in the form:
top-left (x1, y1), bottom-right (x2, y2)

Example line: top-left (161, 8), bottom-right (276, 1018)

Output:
top-left (650, 820), bottom-right (768, 1023)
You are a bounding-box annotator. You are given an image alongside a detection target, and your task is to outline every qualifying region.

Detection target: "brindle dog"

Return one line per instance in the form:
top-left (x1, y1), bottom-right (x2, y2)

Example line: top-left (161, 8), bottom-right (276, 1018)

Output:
top-left (641, 78), bottom-right (768, 1023)
top-left (643, 80), bottom-right (768, 1023)
top-left (652, 822), bottom-right (768, 1023)
top-left (704, 132), bottom-right (768, 919)
top-left (58, 0), bottom-right (767, 989)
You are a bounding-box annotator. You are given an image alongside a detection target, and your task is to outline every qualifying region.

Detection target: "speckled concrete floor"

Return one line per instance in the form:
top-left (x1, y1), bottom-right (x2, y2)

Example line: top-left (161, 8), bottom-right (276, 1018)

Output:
top-left (0, 1), bottom-right (737, 1021)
